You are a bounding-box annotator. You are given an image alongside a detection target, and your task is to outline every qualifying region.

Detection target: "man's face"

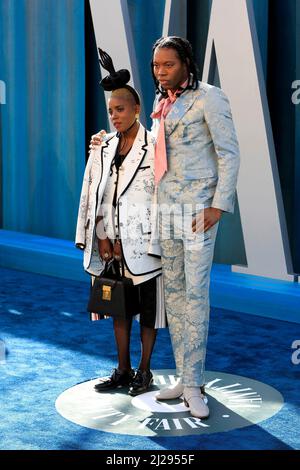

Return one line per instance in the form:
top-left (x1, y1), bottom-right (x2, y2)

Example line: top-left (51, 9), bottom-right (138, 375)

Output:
top-left (153, 47), bottom-right (188, 92)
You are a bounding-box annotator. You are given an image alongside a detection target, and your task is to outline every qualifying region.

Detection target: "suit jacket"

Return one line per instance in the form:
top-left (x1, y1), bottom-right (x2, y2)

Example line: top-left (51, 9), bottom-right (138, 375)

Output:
top-left (75, 124), bottom-right (161, 276)
top-left (152, 81), bottom-right (240, 213)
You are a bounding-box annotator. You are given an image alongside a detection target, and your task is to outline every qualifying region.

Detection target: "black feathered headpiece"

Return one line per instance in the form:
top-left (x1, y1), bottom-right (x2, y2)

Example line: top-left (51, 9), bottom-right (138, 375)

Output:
top-left (98, 48), bottom-right (131, 91)
top-left (97, 48), bottom-right (140, 105)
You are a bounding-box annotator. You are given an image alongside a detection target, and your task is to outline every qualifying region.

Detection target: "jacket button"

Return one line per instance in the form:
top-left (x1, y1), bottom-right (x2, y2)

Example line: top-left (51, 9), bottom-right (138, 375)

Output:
top-left (120, 222), bottom-right (123, 227)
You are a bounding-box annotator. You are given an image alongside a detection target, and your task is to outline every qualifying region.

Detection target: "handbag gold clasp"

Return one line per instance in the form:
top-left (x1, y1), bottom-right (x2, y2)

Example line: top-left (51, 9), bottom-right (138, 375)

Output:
top-left (102, 285), bottom-right (111, 301)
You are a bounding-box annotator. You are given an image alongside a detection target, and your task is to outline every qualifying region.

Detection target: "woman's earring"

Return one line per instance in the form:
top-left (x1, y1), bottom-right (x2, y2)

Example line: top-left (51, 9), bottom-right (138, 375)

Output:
top-left (135, 114), bottom-right (140, 121)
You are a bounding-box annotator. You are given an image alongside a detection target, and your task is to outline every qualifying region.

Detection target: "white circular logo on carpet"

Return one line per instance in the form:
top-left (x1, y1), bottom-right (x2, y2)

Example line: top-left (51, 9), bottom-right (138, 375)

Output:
top-left (55, 369), bottom-right (284, 436)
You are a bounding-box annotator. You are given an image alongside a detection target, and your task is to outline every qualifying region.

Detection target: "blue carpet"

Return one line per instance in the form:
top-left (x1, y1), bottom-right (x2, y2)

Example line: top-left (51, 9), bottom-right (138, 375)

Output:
top-left (0, 267), bottom-right (299, 450)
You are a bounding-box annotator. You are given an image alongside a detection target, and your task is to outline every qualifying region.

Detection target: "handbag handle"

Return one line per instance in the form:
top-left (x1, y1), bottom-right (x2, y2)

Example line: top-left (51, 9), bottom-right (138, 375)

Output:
top-left (103, 259), bottom-right (125, 278)
top-left (120, 259), bottom-right (125, 277)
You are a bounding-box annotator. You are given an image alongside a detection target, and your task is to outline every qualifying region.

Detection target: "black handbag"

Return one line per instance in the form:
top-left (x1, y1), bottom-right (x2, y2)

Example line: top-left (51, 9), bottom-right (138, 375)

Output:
top-left (87, 260), bottom-right (139, 318)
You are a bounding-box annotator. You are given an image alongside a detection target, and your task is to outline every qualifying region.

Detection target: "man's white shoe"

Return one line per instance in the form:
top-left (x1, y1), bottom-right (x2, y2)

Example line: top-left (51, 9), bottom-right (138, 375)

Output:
top-left (155, 381), bottom-right (184, 400)
top-left (183, 386), bottom-right (209, 419)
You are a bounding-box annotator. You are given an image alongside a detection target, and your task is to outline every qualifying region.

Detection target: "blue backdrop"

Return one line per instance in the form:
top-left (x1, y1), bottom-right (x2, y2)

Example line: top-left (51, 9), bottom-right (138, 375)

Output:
top-left (0, 0), bottom-right (85, 240)
top-left (187, 0), bottom-right (300, 271)
top-left (0, 0), bottom-right (299, 272)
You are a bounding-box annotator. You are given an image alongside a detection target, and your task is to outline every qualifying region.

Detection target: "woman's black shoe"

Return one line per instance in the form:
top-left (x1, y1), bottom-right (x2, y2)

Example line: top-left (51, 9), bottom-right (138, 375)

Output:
top-left (128, 369), bottom-right (153, 396)
top-left (94, 368), bottom-right (135, 392)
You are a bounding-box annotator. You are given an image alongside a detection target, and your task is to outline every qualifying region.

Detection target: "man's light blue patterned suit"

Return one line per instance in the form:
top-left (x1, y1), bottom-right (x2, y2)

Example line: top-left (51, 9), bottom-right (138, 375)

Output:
top-left (152, 81), bottom-right (240, 386)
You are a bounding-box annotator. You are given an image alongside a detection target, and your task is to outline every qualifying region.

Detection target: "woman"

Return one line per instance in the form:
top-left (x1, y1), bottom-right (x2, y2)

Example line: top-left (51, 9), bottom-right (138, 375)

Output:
top-left (75, 49), bottom-right (165, 396)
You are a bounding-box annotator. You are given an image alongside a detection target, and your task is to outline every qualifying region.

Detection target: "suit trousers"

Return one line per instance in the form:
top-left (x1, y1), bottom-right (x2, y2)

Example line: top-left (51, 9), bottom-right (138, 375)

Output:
top-left (158, 178), bottom-right (219, 386)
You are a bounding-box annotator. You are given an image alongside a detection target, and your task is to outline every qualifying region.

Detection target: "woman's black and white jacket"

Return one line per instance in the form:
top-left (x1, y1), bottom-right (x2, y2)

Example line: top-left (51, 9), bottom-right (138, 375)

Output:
top-left (75, 124), bottom-right (161, 278)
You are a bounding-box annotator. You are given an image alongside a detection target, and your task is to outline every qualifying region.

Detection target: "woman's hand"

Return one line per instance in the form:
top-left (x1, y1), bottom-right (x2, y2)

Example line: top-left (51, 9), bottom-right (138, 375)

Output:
top-left (113, 239), bottom-right (122, 261)
top-left (98, 237), bottom-right (113, 262)
top-left (192, 207), bottom-right (222, 233)
top-left (89, 129), bottom-right (107, 152)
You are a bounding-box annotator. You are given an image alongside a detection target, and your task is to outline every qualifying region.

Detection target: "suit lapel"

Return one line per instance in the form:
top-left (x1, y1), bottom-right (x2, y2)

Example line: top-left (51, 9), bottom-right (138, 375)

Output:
top-left (164, 88), bottom-right (198, 137)
top-left (100, 134), bottom-right (119, 181)
top-left (117, 124), bottom-right (148, 199)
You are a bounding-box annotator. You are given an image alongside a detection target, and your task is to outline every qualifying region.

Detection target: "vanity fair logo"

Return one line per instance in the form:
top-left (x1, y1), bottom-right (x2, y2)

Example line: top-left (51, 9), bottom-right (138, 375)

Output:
top-left (56, 369), bottom-right (283, 437)
top-left (89, 0), bottom-right (295, 281)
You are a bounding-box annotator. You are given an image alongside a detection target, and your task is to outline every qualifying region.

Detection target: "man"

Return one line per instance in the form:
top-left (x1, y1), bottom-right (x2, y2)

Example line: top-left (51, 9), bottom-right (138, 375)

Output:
top-left (91, 36), bottom-right (240, 419)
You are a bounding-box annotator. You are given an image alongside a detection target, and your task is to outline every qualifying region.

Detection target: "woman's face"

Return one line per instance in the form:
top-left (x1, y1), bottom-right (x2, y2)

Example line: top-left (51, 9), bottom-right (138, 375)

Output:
top-left (108, 95), bottom-right (139, 133)
top-left (153, 47), bottom-right (188, 92)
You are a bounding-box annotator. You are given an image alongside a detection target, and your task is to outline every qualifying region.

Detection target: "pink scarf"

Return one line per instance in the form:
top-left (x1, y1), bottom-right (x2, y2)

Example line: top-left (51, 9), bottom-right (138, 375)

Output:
top-left (151, 79), bottom-right (189, 185)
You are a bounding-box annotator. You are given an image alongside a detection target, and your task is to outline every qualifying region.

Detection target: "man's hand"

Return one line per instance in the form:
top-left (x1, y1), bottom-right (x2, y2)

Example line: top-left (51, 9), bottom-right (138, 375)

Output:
top-left (98, 237), bottom-right (113, 262)
top-left (192, 207), bottom-right (222, 233)
top-left (89, 129), bottom-right (107, 152)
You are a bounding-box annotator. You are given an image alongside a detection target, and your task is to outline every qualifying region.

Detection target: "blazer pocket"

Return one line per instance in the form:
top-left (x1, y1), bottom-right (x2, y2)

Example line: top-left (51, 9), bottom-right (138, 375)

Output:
top-left (183, 168), bottom-right (217, 179)
top-left (138, 166), bottom-right (151, 171)
top-left (140, 222), bottom-right (151, 236)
